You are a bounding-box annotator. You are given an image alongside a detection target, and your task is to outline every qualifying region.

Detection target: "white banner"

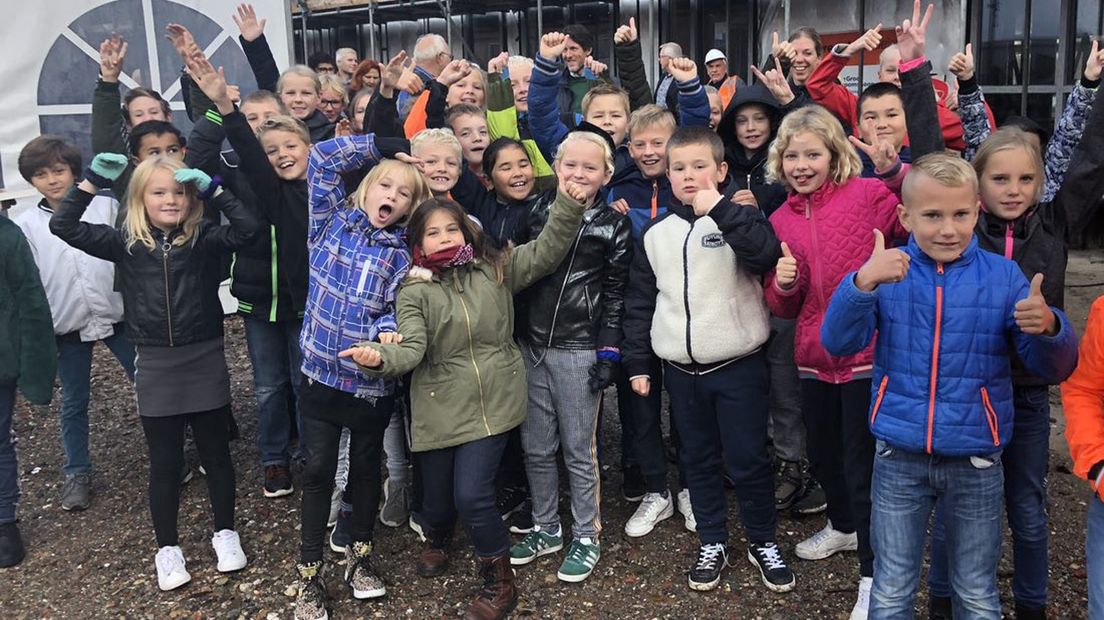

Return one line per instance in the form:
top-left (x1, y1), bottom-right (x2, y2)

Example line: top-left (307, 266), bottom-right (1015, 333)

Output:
top-left (1, 0), bottom-right (291, 212)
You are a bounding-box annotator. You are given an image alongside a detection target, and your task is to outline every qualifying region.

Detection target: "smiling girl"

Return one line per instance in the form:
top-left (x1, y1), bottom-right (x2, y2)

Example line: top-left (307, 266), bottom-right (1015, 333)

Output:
top-left (277, 65), bottom-right (335, 142)
top-left (762, 104), bottom-right (908, 617)
top-left (51, 154), bottom-right (259, 592)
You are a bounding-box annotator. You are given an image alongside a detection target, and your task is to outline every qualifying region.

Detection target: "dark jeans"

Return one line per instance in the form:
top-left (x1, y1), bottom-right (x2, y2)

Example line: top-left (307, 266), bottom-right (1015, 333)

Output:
top-left (298, 379), bottom-right (392, 563)
top-left (929, 384), bottom-right (1050, 608)
top-left (616, 355), bottom-right (667, 493)
top-left (495, 427), bottom-right (529, 492)
top-left (0, 385), bottom-right (17, 525)
top-left (242, 316), bottom-right (303, 466)
top-left (801, 378), bottom-right (875, 577)
top-left (664, 351), bottom-right (776, 545)
top-left (418, 432), bottom-right (511, 558)
top-left (141, 406), bottom-right (236, 547)
top-left (56, 325), bottom-right (135, 475)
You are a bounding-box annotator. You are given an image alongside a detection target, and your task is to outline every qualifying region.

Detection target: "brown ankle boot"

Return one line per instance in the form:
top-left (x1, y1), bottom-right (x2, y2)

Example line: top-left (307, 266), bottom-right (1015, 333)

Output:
top-left (462, 554), bottom-right (518, 620)
top-left (416, 528), bottom-right (450, 577)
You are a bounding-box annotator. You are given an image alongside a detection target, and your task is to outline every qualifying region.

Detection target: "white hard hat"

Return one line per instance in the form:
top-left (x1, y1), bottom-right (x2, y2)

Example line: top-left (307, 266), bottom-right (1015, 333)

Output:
top-left (704, 48), bottom-right (726, 63)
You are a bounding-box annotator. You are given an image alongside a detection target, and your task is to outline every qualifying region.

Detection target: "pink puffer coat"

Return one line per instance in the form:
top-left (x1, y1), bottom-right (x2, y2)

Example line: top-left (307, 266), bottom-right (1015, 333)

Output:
top-left (766, 176), bottom-right (908, 384)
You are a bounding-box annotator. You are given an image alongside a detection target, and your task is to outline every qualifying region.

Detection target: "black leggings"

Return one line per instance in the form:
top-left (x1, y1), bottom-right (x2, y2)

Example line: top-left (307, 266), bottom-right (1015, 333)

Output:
top-left (298, 380), bottom-right (393, 564)
top-left (141, 406), bottom-right (236, 547)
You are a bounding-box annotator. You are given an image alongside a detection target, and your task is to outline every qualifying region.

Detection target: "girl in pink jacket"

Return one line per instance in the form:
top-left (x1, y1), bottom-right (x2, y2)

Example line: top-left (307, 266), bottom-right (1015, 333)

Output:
top-left (763, 104), bottom-right (907, 619)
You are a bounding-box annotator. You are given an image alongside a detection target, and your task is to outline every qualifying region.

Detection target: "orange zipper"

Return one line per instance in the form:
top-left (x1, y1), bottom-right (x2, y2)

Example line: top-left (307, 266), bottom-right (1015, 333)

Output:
top-left (926, 263), bottom-right (945, 454)
top-left (870, 375), bottom-right (889, 425)
top-left (980, 387), bottom-right (1000, 446)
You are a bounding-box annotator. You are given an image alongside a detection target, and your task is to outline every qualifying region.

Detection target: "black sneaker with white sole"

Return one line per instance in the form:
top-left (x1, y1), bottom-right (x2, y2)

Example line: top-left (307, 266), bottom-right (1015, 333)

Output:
top-left (687, 542), bottom-right (728, 591)
top-left (747, 542), bottom-right (796, 592)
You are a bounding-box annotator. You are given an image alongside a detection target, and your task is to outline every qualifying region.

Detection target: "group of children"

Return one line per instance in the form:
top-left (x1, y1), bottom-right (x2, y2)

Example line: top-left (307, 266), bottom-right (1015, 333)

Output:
top-left (3, 1), bottom-right (1104, 619)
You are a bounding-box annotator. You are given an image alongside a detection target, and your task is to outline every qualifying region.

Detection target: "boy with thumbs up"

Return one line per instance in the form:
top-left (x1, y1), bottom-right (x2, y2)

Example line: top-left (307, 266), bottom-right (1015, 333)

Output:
top-left (820, 153), bottom-right (1078, 619)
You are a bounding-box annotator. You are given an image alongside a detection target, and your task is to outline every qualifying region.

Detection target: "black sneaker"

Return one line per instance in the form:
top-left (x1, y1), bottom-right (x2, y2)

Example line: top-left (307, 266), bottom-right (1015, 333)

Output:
top-left (792, 477), bottom-right (827, 515)
top-left (496, 486), bottom-right (528, 520)
top-left (774, 459), bottom-right (804, 511)
top-left (330, 508), bottom-right (352, 553)
top-left (929, 594), bottom-right (953, 619)
top-left (747, 542), bottom-right (795, 592)
top-left (688, 542), bottom-right (728, 591)
top-left (263, 464), bottom-right (294, 498)
top-left (621, 465), bottom-right (645, 502)
top-left (508, 500), bottom-right (534, 534)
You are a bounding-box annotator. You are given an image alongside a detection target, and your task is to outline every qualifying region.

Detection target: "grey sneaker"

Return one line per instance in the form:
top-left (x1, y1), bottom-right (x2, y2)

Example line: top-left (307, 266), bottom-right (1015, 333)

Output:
top-left (379, 478), bottom-right (410, 528)
top-left (61, 473), bottom-right (92, 511)
top-left (344, 541), bottom-right (386, 599)
top-left (774, 460), bottom-right (804, 511)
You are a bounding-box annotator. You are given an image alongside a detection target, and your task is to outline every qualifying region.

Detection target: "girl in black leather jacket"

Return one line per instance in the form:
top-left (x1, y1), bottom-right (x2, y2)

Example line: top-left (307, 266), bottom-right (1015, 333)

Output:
top-left (51, 154), bottom-right (258, 592)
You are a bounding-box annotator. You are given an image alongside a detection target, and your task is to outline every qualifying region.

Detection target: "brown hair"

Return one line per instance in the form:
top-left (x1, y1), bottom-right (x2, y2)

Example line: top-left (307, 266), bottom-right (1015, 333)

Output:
top-left (122, 87), bottom-right (172, 126)
top-left (351, 59), bottom-right (383, 92)
top-left (788, 27), bottom-right (824, 57)
top-left (19, 135), bottom-right (81, 182)
top-left (666, 126), bottom-right (725, 166)
top-left (406, 198), bottom-right (508, 283)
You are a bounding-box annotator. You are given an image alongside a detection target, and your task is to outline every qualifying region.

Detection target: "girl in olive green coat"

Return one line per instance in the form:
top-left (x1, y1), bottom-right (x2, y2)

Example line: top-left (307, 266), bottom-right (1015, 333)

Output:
top-left (341, 183), bottom-right (586, 620)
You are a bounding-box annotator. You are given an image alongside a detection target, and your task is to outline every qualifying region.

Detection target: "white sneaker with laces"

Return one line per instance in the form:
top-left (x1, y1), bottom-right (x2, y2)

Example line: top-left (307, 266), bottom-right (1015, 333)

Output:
top-left (155, 545), bottom-right (191, 591)
top-left (676, 488), bottom-right (696, 532)
top-left (795, 520), bottom-right (858, 560)
top-left (211, 529), bottom-right (247, 572)
top-left (624, 491), bottom-right (674, 537)
top-left (850, 576), bottom-right (873, 620)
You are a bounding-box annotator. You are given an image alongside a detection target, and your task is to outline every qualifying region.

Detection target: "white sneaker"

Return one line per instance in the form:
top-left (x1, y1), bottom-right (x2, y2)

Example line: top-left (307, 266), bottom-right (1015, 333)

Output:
top-left (211, 529), bottom-right (247, 572)
top-left (155, 545), bottom-right (191, 591)
top-left (795, 520), bottom-right (858, 560)
top-left (850, 576), bottom-right (873, 620)
top-left (624, 491), bottom-right (674, 537)
top-left (676, 488), bottom-right (696, 532)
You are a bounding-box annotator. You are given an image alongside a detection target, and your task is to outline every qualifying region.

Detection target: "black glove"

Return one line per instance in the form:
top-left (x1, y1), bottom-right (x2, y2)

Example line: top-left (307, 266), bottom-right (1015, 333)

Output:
top-left (587, 359), bottom-right (617, 393)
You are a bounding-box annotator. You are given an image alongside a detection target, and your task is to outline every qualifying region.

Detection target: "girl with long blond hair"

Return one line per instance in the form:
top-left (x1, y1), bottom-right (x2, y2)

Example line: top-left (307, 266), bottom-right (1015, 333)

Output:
top-left (761, 104), bottom-right (909, 618)
top-left (50, 153), bottom-right (259, 592)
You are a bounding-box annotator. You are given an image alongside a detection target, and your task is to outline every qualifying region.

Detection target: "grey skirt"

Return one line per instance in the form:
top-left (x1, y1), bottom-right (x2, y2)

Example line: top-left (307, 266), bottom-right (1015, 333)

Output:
top-left (134, 338), bottom-right (232, 417)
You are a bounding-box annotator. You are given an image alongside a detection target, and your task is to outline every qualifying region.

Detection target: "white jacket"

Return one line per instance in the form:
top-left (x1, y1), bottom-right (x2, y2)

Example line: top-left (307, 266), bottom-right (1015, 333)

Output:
top-left (13, 197), bottom-right (125, 341)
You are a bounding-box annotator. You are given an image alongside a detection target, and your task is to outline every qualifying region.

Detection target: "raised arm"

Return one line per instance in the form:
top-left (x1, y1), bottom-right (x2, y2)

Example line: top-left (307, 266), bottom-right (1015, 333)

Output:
top-left (234, 3), bottom-right (279, 92)
top-left (175, 169), bottom-right (260, 251)
top-left (529, 32), bottom-right (573, 164)
top-left (505, 185), bottom-right (587, 293)
top-left (1043, 40), bottom-right (1104, 201)
top-left (613, 18), bottom-right (652, 110)
top-left (306, 135), bottom-right (391, 242)
top-left (91, 35), bottom-right (129, 156)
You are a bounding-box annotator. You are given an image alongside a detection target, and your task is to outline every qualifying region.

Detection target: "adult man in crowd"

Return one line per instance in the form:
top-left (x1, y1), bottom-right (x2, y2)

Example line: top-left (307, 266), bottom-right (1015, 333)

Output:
top-left (703, 48), bottom-right (745, 108)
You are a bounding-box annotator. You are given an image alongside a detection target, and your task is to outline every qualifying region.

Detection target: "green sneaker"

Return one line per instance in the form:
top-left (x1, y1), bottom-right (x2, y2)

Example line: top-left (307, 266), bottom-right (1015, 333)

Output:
top-left (509, 526), bottom-right (563, 566)
top-left (556, 537), bottom-right (600, 583)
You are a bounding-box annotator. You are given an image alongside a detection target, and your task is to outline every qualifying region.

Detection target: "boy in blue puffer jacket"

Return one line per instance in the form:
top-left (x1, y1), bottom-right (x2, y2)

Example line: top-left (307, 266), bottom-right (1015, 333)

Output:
top-left (820, 153), bottom-right (1078, 620)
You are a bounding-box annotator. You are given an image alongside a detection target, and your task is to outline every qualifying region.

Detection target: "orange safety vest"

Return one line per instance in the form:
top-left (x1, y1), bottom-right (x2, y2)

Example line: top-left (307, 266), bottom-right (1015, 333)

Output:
top-left (716, 75), bottom-right (741, 109)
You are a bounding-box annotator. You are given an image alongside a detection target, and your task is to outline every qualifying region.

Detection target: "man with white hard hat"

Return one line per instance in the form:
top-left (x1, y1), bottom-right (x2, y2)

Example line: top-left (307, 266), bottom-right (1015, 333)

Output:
top-left (703, 48), bottom-right (745, 108)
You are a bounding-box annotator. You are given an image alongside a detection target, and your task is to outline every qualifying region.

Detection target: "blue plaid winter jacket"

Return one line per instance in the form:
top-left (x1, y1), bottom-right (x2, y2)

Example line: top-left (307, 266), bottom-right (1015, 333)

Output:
top-left (300, 135), bottom-right (410, 398)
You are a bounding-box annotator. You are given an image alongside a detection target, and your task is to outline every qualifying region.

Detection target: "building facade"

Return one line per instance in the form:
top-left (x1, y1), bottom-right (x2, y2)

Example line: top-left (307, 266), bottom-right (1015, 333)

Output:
top-left (293, 0), bottom-right (1096, 129)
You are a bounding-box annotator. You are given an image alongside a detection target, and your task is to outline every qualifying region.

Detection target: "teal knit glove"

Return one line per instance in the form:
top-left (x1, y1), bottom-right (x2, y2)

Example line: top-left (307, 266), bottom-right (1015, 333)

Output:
top-left (84, 153), bottom-right (129, 188)
top-left (173, 168), bottom-right (212, 193)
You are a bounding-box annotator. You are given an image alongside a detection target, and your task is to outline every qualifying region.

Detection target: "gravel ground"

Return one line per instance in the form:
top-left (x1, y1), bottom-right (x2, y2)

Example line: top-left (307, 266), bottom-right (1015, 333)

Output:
top-left (3, 251), bottom-right (1102, 619)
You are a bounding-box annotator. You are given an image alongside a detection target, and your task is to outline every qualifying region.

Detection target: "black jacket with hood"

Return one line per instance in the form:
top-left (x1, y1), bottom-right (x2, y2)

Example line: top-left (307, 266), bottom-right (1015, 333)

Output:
top-left (716, 84), bottom-right (789, 217)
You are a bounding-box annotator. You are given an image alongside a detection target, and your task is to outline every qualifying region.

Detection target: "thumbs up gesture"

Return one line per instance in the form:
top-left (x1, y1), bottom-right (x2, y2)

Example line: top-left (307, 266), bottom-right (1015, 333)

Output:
top-left (1015, 273), bottom-right (1058, 335)
top-left (855, 229), bottom-right (911, 292)
top-left (775, 242), bottom-right (799, 290)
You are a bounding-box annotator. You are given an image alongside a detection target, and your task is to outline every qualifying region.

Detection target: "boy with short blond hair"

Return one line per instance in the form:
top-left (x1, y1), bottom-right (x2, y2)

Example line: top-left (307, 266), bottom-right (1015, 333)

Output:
top-left (622, 126), bottom-right (793, 593)
top-left (821, 153), bottom-right (1078, 618)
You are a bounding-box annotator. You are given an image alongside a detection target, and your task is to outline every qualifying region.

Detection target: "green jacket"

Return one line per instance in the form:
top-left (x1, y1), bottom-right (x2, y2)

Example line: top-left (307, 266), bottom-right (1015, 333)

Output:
top-left (0, 217), bottom-right (57, 404)
top-left (485, 73), bottom-right (557, 193)
top-left (362, 190), bottom-right (586, 451)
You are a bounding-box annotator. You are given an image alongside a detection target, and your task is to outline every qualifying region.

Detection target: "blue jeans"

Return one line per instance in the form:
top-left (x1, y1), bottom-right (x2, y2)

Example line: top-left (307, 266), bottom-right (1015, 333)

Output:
top-left (56, 325), bottom-right (135, 476)
top-left (242, 316), bottom-right (303, 466)
top-left (1088, 493), bottom-right (1104, 619)
top-left (869, 440), bottom-right (1004, 620)
top-left (0, 385), bottom-right (16, 525)
top-left (928, 385), bottom-right (1050, 609)
top-left (418, 432), bottom-right (511, 558)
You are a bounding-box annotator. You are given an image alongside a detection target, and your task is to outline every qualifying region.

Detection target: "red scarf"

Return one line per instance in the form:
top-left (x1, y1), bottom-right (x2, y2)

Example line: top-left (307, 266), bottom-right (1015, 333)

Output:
top-left (413, 243), bottom-right (475, 275)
